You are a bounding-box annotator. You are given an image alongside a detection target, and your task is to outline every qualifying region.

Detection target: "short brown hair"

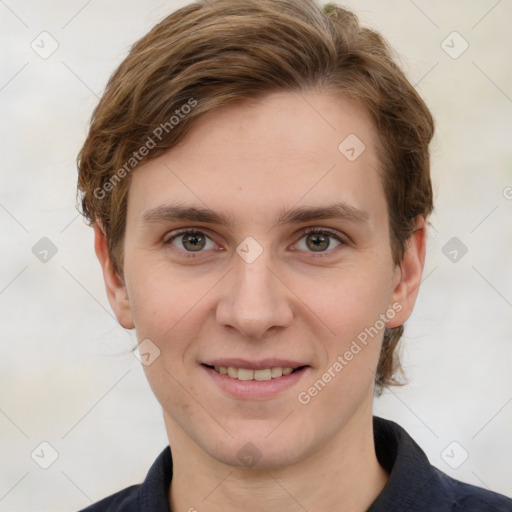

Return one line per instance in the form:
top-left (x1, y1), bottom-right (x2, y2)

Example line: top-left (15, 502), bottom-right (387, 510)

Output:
top-left (77, 0), bottom-right (434, 392)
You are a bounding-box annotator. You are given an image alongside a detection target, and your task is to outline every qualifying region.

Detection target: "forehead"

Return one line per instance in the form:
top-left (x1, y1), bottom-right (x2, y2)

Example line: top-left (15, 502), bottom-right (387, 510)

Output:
top-left (127, 91), bottom-right (386, 227)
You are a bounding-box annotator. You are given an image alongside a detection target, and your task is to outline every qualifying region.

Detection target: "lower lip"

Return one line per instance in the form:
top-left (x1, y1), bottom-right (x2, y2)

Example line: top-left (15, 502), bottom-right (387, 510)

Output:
top-left (202, 365), bottom-right (309, 399)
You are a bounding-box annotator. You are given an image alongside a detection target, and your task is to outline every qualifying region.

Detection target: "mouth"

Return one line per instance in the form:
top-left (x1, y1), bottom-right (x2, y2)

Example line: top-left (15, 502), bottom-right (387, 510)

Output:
top-left (202, 364), bottom-right (307, 381)
top-left (201, 360), bottom-right (310, 399)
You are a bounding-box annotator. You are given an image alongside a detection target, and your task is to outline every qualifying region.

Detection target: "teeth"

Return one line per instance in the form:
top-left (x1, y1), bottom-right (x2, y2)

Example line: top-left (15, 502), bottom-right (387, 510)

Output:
top-left (254, 369), bottom-right (272, 381)
top-left (212, 366), bottom-right (297, 380)
top-left (271, 367), bottom-right (283, 378)
top-left (237, 368), bottom-right (254, 381)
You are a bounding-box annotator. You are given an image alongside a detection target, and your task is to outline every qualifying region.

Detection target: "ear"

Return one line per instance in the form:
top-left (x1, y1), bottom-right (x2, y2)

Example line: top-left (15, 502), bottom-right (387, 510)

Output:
top-left (386, 217), bottom-right (427, 328)
top-left (94, 222), bottom-right (134, 329)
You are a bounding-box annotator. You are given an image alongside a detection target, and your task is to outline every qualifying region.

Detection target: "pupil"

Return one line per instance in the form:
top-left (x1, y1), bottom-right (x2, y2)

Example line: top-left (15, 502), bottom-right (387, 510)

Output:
top-left (307, 233), bottom-right (329, 251)
top-left (183, 233), bottom-right (205, 251)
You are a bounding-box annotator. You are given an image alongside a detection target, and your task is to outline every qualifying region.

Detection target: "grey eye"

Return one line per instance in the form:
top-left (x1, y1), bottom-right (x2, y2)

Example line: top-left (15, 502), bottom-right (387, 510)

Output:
top-left (170, 231), bottom-right (215, 252)
top-left (295, 231), bottom-right (342, 252)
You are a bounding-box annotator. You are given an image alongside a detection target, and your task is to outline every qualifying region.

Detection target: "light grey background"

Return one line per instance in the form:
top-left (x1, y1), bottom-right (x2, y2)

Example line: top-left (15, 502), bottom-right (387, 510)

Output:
top-left (1, 1), bottom-right (511, 510)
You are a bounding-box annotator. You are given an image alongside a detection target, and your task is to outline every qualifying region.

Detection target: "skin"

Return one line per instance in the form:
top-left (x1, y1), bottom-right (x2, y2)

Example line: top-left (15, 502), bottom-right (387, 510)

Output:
top-left (95, 90), bottom-right (426, 512)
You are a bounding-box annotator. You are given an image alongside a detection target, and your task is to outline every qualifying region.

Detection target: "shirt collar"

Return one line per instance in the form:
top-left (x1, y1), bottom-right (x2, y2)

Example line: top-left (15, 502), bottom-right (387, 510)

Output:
top-left (137, 416), bottom-right (440, 512)
top-left (368, 416), bottom-right (443, 511)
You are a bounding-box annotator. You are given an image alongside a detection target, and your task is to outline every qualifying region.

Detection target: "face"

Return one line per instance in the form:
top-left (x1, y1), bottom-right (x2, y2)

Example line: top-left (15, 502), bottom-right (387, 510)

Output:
top-left (97, 90), bottom-right (424, 469)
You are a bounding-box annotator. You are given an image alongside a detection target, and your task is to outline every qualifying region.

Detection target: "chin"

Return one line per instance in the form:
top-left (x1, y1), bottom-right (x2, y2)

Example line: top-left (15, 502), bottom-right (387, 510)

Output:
top-left (199, 421), bottom-right (318, 471)
top-left (209, 441), bottom-right (304, 471)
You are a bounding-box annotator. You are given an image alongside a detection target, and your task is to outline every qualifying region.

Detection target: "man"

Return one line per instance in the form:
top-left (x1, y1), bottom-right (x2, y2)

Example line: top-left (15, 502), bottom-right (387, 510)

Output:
top-left (76, 0), bottom-right (512, 510)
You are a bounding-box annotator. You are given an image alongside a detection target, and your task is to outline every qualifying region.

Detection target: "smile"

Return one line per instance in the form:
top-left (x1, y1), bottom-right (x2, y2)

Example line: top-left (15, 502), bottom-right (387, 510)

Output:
top-left (202, 361), bottom-right (310, 399)
top-left (208, 365), bottom-right (303, 381)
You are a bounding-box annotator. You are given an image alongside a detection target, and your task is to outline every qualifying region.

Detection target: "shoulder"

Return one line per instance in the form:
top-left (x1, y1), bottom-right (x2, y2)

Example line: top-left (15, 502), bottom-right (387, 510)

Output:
top-left (434, 468), bottom-right (512, 512)
top-left (76, 446), bottom-right (173, 512)
top-left (77, 484), bottom-right (141, 512)
top-left (371, 417), bottom-right (512, 512)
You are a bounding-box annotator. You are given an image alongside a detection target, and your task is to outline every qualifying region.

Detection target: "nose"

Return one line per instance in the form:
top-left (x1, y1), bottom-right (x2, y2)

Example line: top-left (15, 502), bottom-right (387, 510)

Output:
top-left (215, 248), bottom-right (294, 339)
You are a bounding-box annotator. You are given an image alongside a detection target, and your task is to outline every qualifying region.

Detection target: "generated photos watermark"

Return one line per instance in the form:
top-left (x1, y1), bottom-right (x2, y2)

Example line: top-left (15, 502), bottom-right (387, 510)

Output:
top-left (297, 301), bottom-right (403, 405)
top-left (94, 97), bottom-right (198, 200)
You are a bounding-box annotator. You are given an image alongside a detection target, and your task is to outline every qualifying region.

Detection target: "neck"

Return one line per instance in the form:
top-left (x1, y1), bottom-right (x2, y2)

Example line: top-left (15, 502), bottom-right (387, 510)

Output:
top-left (165, 403), bottom-right (388, 512)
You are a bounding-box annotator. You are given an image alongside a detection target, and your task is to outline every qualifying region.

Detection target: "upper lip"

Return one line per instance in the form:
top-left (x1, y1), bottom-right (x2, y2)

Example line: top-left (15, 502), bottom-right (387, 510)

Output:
top-left (202, 359), bottom-right (308, 370)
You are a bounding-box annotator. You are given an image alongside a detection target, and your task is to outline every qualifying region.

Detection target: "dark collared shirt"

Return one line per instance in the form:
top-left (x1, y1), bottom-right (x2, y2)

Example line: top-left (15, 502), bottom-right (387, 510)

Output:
top-left (78, 417), bottom-right (512, 511)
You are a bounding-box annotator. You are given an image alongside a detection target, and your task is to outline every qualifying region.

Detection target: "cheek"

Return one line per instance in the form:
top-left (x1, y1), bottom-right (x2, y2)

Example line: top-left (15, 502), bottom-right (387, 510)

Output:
top-left (295, 273), bottom-right (391, 424)
top-left (124, 269), bottom-right (194, 406)
top-left (296, 260), bottom-right (394, 393)
top-left (292, 271), bottom-right (391, 453)
top-left (128, 264), bottom-right (211, 425)
top-left (126, 254), bottom-right (200, 337)
top-left (296, 260), bottom-right (393, 337)
top-left (125, 256), bottom-right (222, 390)
top-left (142, 356), bottom-right (207, 444)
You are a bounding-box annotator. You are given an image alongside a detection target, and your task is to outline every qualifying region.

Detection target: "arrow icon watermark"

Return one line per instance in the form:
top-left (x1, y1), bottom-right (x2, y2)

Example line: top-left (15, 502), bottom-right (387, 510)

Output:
top-left (442, 236), bottom-right (468, 263)
top-left (134, 338), bottom-right (161, 366)
top-left (32, 237), bottom-right (58, 263)
top-left (338, 133), bottom-right (366, 161)
top-left (236, 236), bottom-right (263, 263)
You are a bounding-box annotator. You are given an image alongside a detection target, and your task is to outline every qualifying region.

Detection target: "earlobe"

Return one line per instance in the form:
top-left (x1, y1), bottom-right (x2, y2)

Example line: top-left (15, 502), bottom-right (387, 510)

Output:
top-left (94, 222), bottom-right (135, 329)
top-left (386, 217), bottom-right (427, 328)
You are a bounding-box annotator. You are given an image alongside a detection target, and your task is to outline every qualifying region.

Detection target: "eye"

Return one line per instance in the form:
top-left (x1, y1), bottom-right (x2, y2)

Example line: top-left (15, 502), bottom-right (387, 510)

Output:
top-left (163, 227), bottom-right (346, 257)
top-left (164, 229), bottom-right (216, 253)
top-left (294, 228), bottom-right (345, 253)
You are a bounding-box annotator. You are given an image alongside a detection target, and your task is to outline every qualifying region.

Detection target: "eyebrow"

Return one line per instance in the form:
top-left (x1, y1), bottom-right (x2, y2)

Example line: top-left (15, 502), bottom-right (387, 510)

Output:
top-left (141, 201), bottom-right (369, 229)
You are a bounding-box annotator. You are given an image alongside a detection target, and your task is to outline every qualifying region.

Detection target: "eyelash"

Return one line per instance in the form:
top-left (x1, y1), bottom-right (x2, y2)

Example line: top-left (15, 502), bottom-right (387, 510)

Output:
top-left (163, 227), bottom-right (348, 258)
